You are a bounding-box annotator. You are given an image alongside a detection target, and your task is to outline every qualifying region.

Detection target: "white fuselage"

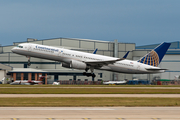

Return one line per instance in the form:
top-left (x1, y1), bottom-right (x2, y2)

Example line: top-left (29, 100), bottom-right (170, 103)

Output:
top-left (11, 43), bottom-right (165, 74)
top-left (10, 80), bottom-right (42, 85)
top-left (103, 80), bottom-right (127, 85)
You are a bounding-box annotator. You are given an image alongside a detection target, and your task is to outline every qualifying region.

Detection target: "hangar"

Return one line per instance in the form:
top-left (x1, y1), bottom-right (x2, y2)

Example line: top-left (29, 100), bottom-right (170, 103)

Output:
top-left (0, 38), bottom-right (179, 84)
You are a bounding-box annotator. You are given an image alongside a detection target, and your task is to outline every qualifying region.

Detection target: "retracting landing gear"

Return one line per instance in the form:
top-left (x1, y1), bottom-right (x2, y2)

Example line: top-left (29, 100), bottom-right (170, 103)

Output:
top-left (83, 72), bottom-right (96, 78)
top-left (83, 66), bottom-right (96, 78)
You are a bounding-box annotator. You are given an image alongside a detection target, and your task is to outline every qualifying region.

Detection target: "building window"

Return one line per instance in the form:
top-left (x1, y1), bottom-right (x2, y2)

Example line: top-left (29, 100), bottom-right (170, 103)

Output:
top-left (16, 73), bottom-right (21, 80)
top-left (24, 73), bottom-right (28, 80)
top-left (98, 73), bottom-right (103, 78)
top-left (42, 73), bottom-right (45, 76)
top-left (32, 73), bottom-right (35, 80)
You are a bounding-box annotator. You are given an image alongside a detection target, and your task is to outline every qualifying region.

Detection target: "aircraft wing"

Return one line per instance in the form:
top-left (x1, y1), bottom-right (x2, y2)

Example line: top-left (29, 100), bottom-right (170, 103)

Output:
top-left (85, 58), bottom-right (125, 66)
top-left (85, 51), bottom-right (129, 66)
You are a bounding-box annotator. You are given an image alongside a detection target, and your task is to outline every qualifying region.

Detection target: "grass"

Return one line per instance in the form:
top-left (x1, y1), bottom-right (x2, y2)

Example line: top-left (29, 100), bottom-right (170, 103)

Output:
top-left (0, 85), bottom-right (179, 107)
top-left (0, 88), bottom-right (180, 94)
top-left (0, 97), bottom-right (179, 107)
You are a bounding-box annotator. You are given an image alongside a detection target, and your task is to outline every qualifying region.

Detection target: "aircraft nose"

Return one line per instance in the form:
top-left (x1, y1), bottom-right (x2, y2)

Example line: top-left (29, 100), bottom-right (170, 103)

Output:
top-left (11, 47), bottom-right (16, 53)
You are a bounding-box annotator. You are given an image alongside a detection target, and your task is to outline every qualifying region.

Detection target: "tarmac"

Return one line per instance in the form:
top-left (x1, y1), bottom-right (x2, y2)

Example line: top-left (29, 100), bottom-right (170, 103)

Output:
top-left (0, 107), bottom-right (179, 120)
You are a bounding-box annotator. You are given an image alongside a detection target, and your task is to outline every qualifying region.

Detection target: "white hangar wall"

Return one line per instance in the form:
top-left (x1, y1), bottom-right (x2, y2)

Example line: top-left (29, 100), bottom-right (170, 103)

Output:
top-left (160, 55), bottom-right (180, 80)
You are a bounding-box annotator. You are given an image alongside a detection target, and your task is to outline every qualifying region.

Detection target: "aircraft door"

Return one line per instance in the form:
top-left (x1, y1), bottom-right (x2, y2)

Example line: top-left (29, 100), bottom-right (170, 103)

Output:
top-left (58, 49), bottom-right (63, 56)
top-left (137, 63), bottom-right (142, 71)
top-left (137, 64), bottom-right (140, 70)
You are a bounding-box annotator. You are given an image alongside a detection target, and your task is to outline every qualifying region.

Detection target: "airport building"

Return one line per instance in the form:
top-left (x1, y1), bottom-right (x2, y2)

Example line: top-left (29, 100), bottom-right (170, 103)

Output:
top-left (0, 38), bottom-right (180, 84)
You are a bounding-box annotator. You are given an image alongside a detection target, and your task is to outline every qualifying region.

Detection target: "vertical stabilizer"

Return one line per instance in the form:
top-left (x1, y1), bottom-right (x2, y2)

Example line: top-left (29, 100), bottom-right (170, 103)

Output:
top-left (137, 42), bottom-right (171, 66)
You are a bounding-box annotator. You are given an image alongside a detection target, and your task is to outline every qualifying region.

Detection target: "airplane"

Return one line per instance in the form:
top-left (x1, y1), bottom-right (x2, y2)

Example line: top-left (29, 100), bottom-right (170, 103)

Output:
top-left (103, 80), bottom-right (127, 85)
top-left (11, 42), bottom-right (171, 78)
top-left (1, 77), bottom-right (5, 83)
top-left (10, 76), bottom-right (44, 85)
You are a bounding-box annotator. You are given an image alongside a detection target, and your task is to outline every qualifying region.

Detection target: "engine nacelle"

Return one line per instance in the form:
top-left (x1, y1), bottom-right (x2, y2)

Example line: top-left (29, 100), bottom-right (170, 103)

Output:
top-left (71, 60), bottom-right (87, 70)
top-left (62, 60), bottom-right (87, 70)
top-left (62, 62), bottom-right (71, 68)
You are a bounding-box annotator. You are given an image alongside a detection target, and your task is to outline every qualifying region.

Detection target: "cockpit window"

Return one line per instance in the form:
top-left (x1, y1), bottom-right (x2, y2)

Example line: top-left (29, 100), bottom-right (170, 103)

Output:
top-left (17, 46), bottom-right (23, 48)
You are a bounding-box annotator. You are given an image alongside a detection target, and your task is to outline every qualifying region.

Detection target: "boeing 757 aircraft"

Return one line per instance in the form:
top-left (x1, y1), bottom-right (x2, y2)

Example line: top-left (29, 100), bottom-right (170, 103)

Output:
top-left (11, 42), bottom-right (171, 78)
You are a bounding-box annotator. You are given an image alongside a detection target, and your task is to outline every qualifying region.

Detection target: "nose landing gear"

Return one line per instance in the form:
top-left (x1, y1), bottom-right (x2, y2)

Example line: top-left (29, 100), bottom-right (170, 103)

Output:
top-left (27, 56), bottom-right (31, 66)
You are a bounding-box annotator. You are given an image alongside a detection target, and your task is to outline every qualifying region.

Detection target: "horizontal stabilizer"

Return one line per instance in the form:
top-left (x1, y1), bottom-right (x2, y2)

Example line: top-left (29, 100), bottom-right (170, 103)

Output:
top-left (146, 68), bottom-right (168, 71)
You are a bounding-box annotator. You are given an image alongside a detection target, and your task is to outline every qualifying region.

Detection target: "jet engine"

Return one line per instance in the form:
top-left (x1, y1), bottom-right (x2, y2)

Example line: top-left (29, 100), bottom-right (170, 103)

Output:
top-left (62, 60), bottom-right (87, 70)
top-left (62, 62), bottom-right (71, 68)
top-left (70, 60), bottom-right (87, 70)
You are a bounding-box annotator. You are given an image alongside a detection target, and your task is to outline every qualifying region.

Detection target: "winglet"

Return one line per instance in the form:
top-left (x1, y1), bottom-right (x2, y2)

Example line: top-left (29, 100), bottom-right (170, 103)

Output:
top-left (122, 51), bottom-right (130, 59)
top-left (93, 48), bottom-right (98, 54)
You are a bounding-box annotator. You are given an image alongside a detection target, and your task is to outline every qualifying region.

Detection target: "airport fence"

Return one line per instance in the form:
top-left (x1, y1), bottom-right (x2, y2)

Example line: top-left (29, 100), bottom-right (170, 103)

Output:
top-left (127, 80), bottom-right (180, 85)
top-left (155, 80), bottom-right (180, 85)
top-left (57, 80), bottom-right (180, 85)
top-left (127, 80), bottom-right (150, 85)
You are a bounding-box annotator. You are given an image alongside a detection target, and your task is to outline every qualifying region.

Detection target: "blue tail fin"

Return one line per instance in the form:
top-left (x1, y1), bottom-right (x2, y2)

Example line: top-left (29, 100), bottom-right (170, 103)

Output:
top-left (122, 51), bottom-right (130, 59)
top-left (137, 42), bottom-right (171, 66)
top-left (93, 48), bottom-right (98, 54)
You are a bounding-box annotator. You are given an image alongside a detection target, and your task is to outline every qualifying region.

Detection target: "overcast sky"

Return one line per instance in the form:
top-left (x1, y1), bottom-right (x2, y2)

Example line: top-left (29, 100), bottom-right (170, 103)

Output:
top-left (0, 0), bottom-right (180, 46)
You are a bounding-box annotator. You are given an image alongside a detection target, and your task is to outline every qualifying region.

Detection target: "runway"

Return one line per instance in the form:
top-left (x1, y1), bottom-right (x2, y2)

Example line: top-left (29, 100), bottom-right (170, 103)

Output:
top-left (0, 87), bottom-right (179, 120)
top-left (0, 107), bottom-right (179, 120)
top-left (0, 94), bottom-right (180, 98)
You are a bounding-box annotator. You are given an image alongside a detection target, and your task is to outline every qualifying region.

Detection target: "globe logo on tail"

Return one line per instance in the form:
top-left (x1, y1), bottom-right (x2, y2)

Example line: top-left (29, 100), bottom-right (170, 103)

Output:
top-left (138, 50), bottom-right (159, 67)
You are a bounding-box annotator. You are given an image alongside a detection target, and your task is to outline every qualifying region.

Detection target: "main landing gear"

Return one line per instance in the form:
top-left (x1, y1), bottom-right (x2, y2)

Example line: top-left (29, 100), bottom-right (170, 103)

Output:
top-left (83, 72), bottom-right (96, 78)
top-left (83, 67), bottom-right (96, 78)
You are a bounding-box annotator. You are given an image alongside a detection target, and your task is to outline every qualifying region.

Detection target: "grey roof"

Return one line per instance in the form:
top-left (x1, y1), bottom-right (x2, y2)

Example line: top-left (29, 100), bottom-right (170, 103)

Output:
top-left (136, 41), bottom-right (180, 49)
top-left (0, 63), bottom-right (13, 71)
top-left (136, 41), bottom-right (180, 55)
top-left (9, 68), bottom-right (48, 73)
